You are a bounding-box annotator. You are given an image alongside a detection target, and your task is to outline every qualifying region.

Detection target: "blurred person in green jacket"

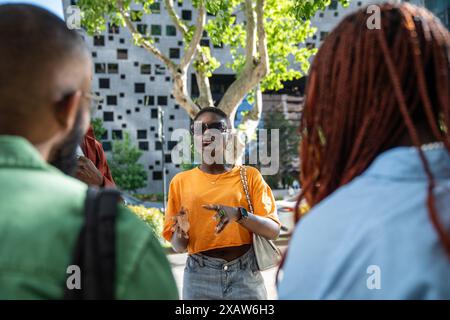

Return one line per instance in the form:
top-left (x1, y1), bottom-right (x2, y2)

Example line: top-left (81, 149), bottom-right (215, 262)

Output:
top-left (0, 4), bottom-right (178, 300)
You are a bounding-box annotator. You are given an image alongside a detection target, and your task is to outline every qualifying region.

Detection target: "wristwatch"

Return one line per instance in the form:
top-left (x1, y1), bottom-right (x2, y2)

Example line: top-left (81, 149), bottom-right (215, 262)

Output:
top-left (237, 207), bottom-right (249, 224)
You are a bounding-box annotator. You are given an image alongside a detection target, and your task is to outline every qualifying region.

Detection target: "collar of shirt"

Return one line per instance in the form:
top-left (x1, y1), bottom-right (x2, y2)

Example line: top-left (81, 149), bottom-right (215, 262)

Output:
top-left (364, 144), bottom-right (450, 181)
top-left (0, 135), bottom-right (55, 172)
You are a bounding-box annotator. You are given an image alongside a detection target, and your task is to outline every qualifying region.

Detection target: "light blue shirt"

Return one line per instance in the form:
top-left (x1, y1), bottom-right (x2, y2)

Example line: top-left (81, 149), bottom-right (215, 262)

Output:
top-left (278, 145), bottom-right (450, 299)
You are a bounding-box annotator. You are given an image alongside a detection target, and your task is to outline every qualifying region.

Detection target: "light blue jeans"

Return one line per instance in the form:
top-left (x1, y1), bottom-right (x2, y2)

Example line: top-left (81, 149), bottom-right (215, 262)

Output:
top-left (182, 247), bottom-right (267, 300)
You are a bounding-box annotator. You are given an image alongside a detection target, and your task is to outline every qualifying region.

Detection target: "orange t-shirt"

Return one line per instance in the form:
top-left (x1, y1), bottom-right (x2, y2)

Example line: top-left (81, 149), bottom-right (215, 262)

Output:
top-left (162, 166), bottom-right (280, 254)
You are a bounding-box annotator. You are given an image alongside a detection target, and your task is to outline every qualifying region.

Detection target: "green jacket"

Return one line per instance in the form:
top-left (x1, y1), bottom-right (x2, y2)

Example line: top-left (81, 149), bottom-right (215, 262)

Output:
top-left (0, 136), bottom-right (178, 299)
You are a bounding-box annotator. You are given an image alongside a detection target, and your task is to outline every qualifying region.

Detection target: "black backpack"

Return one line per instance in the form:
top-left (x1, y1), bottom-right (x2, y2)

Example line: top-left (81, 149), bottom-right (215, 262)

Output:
top-left (64, 187), bottom-right (121, 300)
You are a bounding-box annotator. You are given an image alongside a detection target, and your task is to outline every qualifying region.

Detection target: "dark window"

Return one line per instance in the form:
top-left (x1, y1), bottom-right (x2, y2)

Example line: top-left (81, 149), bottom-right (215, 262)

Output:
top-left (334, 11), bottom-right (338, 17)
top-left (151, 25), bottom-right (161, 36)
top-left (126, 109), bottom-right (131, 114)
top-left (112, 130), bottom-right (123, 139)
top-left (139, 141), bottom-right (149, 151)
top-left (137, 130), bottom-right (147, 139)
top-left (166, 25), bottom-right (176, 36)
top-left (137, 24), bottom-right (147, 35)
top-left (108, 63), bottom-right (118, 73)
top-left (95, 63), bottom-right (106, 73)
top-left (135, 107), bottom-right (140, 112)
top-left (150, 2), bottom-right (161, 13)
top-left (144, 95), bottom-right (155, 106)
top-left (108, 35), bottom-right (113, 41)
top-left (165, 76), bottom-right (170, 82)
top-left (99, 78), bottom-right (110, 89)
top-left (102, 141), bottom-right (112, 151)
top-left (122, 123), bottom-right (127, 128)
top-left (182, 10), bottom-right (192, 20)
top-left (141, 64), bottom-right (151, 74)
top-left (155, 141), bottom-right (162, 150)
top-left (155, 160), bottom-right (160, 165)
top-left (320, 31), bottom-right (329, 41)
top-left (168, 141), bottom-right (178, 150)
top-left (117, 49), bottom-right (128, 59)
top-left (150, 126), bottom-right (155, 131)
top-left (177, 0), bottom-right (182, 7)
top-left (155, 65), bottom-right (166, 75)
top-left (169, 48), bottom-right (180, 59)
top-left (214, 42), bottom-right (224, 49)
top-left (135, 83), bottom-right (145, 93)
top-left (106, 95), bottom-right (117, 105)
top-left (153, 171), bottom-right (162, 180)
top-left (174, 104), bottom-right (180, 109)
top-left (165, 154), bottom-right (172, 163)
top-left (150, 76), bottom-right (155, 81)
top-left (101, 130), bottom-right (108, 140)
top-left (131, 10), bottom-right (142, 22)
top-left (306, 42), bottom-right (315, 49)
top-left (103, 112), bottom-right (114, 122)
top-left (148, 165), bottom-right (154, 170)
top-left (157, 96), bottom-right (168, 106)
top-left (119, 38), bottom-right (125, 44)
top-left (200, 39), bottom-right (210, 47)
top-left (118, 115), bottom-right (122, 120)
top-left (92, 52), bottom-right (97, 58)
top-left (319, 13), bottom-right (324, 18)
top-left (151, 109), bottom-right (158, 118)
top-left (329, 0), bottom-right (338, 10)
top-left (178, 41), bottom-right (183, 46)
top-left (138, 99), bottom-right (143, 104)
top-left (119, 92), bottom-right (125, 98)
top-left (169, 115), bottom-right (175, 120)
top-left (120, 74), bottom-right (126, 79)
top-left (93, 35), bottom-right (105, 46)
top-left (108, 23), bottom-right (119, 34)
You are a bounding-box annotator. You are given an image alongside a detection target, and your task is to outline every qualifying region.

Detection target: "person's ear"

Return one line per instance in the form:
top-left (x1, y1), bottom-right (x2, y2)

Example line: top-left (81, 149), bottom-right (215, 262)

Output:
top-left (55, 91), bottom-right (83, 133)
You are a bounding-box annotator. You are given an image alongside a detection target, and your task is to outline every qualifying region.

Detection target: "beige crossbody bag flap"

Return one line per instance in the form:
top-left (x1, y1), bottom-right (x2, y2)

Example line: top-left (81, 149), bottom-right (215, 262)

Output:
top-left (239, 166), bottom-right (282, 271)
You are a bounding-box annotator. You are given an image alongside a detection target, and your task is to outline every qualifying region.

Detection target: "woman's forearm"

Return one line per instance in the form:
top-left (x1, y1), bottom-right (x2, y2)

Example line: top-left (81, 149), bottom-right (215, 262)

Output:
top-left (170, 230), bottom-right (189, 253)
top-left (238, 213), bottom-right (280, 240)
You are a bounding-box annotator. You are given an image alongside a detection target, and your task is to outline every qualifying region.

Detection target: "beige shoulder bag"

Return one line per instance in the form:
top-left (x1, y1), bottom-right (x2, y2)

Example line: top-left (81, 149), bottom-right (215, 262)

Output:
top-left (239, 166), bottom-right (282, 271)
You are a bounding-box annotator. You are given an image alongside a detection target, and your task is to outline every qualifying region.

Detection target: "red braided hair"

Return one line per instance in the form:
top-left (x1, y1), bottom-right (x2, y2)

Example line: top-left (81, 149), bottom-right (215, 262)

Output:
top-left (277, 2), bottom-right (450, 281)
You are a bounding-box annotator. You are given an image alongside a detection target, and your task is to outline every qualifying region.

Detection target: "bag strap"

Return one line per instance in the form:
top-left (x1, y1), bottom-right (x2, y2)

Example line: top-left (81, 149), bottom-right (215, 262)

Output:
top-left (239, 166), bottom-right (254, 214)
top-left (64, 187), bottom-right (120, 300)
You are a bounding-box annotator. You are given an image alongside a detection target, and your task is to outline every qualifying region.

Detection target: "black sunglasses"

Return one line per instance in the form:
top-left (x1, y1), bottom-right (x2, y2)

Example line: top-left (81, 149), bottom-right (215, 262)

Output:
top-left (190, 121), bottom-right (228, 135)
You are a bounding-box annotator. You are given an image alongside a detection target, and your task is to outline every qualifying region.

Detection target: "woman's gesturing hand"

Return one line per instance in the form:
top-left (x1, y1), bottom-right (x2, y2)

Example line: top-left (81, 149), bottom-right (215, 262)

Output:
top-left (171, 207), bottom-right (190, 239)
top-left (202, 204), bottom-right (241, 234)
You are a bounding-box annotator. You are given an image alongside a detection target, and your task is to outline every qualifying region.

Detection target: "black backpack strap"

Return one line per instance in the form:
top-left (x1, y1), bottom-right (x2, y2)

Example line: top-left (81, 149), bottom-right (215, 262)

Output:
top-left (64, 187), bottom-right (121, 300)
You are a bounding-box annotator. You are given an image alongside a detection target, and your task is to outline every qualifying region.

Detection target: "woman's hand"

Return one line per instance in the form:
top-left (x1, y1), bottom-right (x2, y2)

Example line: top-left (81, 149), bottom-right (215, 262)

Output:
top-left (171, 207), bottom-right (190, 239)
top-left (202, 204), bottom-right (241, 234)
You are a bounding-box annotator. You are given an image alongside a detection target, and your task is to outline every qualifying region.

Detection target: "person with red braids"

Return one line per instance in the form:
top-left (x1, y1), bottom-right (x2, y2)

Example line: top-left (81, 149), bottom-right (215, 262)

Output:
top-left (278, 2), bottom-right (450, 299)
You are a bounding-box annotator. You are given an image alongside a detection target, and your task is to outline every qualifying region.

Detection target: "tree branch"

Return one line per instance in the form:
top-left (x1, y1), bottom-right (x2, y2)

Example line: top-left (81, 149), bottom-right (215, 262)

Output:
top-left (180, 1), bottom-right (206, 70)
top-left (164, 0), bottom-right (188, 38)
top-left (244, 0), bottom-right (256, 67)
top-left (218, 0), bottom-right (269, 122)
top-left (116, 0), bottom-right (176, 72)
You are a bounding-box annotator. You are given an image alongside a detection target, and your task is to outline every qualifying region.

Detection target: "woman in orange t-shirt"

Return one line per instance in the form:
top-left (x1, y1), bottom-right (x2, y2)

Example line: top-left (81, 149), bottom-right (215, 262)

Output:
top-left (162, 107), bottom-right (280, 300)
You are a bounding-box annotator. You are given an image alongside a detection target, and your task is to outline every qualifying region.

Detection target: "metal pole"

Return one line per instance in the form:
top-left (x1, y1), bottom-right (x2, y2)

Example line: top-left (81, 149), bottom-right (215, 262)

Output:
top-left (157, 106), bottom-right (167, 213)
